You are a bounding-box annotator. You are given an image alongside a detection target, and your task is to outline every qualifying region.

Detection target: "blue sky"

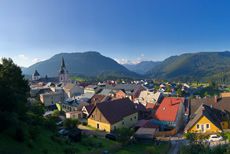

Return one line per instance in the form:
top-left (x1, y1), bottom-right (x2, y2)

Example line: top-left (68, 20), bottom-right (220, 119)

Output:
top-left (1, 0), bottom-right (230, 67)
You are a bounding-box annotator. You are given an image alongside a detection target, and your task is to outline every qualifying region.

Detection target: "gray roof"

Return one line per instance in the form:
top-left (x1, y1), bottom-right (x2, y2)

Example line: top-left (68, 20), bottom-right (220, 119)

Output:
top-left (99, 89), bottom-right (113, 96)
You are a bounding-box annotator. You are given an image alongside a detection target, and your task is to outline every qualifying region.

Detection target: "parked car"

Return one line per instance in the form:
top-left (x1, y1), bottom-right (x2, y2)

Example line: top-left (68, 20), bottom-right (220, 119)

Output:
top-left (207, 134), bottom-right (223, 142)
top-left (105, 133), bottom-right (117, 141)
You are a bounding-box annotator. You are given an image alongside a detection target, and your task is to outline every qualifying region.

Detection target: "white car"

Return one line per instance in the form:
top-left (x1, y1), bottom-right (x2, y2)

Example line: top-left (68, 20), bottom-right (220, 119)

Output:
top-left (208, 134), bottom-right (223, 142)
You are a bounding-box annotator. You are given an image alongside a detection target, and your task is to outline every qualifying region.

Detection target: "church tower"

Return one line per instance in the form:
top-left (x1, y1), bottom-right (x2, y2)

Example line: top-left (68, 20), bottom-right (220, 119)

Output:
top-left (32, 70), bottom-right (41, 81)
top-left (59, 57), bottom-right (69, 83)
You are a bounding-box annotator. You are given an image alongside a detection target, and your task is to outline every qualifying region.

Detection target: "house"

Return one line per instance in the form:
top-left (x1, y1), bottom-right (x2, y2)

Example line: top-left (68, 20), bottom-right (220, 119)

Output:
top-left (84, 85), bottom-right (98, 94)
top-left (189, 96), bottom-right (230, 130)
top-left (105, 84), bottom-right (145, 101)
top-left (75, 93), bottom-right (94, 103)
top-left (115, 90), bottom-right (127, 99)
top-left (89, 94), bottom-right (110, 105)
top-left (66, 110), bottom-right (83, 119)
top-left (153, 97), bottom-right (185, 131)
top-left (82, 104), bottom-right (95, 118)
top-left (40, 91), bottom-right (64, 107)
top-left (62, 98), bottom-right (88, 113)
top-left (137, 91), bottom-right (163, 106)
top-left (88, 98), bottom-right (138, 132)
top-left (184, 104), bottom-right (223, 133)
top-left (220, 92), bottom-right (230, 98)
top-left (63, 83), bottom-right (84, 98)
top-left (134, 128), bottom-right (158, 141)
top-left (98, 89), bottom-right (114, 96)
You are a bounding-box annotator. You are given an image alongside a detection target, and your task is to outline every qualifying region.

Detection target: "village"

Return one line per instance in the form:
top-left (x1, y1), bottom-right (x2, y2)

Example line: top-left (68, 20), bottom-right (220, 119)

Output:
top-left (28, 57), bottom-right (230, 153)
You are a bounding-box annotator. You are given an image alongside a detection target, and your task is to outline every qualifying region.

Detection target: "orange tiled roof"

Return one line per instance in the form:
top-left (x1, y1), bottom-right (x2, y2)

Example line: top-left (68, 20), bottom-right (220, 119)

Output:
top-left (154, 97), bottom-right (184, 122)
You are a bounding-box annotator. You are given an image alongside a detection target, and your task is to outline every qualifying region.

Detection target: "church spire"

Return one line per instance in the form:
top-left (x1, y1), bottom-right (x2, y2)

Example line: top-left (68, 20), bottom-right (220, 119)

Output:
top-left (61, 56), bottom-right (66, 68)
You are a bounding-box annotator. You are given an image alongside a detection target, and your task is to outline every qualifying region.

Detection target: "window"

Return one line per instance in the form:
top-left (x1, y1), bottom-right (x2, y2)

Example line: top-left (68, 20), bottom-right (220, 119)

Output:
top-left (206, 124), bottom-right (210, 129)
top-left (196, 124), bottom-right (200, 129)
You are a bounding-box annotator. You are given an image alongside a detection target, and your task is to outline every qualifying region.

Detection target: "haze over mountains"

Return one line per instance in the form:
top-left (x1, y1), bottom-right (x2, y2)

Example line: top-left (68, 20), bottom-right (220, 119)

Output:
top-left (123, 61), bottom-right (161, 74)
top-left (23, 51), bottom-right (230, 82)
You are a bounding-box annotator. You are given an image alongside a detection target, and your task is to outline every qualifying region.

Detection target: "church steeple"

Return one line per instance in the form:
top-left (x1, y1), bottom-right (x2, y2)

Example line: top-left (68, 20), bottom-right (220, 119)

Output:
top-left (61, 56), bottom-right (66, 68)
top-left (59, 57), bottom-right (69, 83)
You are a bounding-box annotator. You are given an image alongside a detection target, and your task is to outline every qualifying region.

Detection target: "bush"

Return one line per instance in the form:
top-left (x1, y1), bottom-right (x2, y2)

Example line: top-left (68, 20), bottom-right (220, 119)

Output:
top-left (52, 110), bottom-right (60, 117)
top-left (222, 132), bottom-right (230, 141)
top-left (184, 133), bottom-right (196, 142)
top-left (64, 119), bottom-right (80, 129)
top-left (114, 128), bottom-right (134, 145)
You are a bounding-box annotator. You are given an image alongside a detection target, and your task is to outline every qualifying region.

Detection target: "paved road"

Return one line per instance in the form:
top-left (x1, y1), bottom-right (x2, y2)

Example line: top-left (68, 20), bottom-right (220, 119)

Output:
top-left (167, 137), bottom-right (189, 154)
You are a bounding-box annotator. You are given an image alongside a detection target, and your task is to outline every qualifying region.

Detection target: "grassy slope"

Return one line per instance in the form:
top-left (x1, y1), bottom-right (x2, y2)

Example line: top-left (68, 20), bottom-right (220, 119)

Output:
top-left (115, 142), bottom-right (170, 154)
top-left (0, 128), bottom-right (171, 154)
top-left (0, 129), bottom-right (119, 154)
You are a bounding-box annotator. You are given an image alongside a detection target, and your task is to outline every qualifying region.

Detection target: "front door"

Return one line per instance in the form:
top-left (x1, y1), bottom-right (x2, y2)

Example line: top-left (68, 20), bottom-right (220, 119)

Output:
top-left (97, 123), bottom-right (99, 129)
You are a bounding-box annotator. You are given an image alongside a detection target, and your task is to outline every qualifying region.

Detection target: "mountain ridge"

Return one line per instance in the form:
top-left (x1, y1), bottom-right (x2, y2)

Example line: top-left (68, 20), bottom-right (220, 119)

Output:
top-left (23, 51), bottom-right (140, 78)
top-left (147, 51), bottom-right (230, 82)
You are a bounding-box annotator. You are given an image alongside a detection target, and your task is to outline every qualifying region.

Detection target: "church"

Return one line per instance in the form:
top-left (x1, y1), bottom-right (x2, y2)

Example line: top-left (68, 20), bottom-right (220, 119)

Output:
top-left (31, 57), bottom-right (70, 84)
top-left (59, 57), bottom-right (69, 83)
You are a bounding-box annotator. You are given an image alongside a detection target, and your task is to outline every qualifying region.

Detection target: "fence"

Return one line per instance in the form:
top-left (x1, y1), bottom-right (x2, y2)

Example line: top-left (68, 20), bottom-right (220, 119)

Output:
top-left (155, 128), bottom-right (177, 137)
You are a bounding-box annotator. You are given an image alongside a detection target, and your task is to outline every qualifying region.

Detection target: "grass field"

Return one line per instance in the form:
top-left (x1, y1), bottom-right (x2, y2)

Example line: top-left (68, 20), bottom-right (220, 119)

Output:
top-left (0, 129), bottom-right (119, 154)
top-left (115, 142), bottom-right (170, 154)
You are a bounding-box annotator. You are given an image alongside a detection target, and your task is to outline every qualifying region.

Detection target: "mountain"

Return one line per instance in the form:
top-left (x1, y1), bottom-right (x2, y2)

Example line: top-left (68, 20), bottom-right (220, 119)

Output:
top-left (23, 51), bottom-right (140, 78)
top-left (123, 61), bottom-right (161, 74)
top-left (147, 51), bottom-right (230, 82)
top-left (20, 67), bottom-right (27, 72)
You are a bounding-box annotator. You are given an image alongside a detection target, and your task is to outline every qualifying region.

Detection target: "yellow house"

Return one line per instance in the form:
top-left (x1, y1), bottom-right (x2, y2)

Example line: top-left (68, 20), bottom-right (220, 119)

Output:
top-left (88, 98), bottom-right (138, 132)
top-left (185, 104), bottom-right (223, 133)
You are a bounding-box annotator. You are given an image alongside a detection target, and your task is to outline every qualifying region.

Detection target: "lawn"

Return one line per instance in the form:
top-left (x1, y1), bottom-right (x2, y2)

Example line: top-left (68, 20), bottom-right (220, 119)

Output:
top-left (114, 142), bottom-right (170, 154)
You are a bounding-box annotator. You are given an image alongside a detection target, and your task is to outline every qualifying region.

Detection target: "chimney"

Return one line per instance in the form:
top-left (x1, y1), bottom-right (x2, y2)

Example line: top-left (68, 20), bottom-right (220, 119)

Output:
top-left (201, 105), bottom-right (205, 111)
top-left (214, 95), bottom-right (218, 103)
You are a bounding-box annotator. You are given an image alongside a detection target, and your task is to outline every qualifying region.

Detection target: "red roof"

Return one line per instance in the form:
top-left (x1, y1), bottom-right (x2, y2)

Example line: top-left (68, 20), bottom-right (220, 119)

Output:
top-left (154, 97), bottom-right (184, 122)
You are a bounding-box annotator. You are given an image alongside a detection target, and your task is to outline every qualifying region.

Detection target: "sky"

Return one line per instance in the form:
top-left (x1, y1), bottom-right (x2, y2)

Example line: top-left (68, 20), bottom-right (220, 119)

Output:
top-left (1, 0), bottom-right (230, 67)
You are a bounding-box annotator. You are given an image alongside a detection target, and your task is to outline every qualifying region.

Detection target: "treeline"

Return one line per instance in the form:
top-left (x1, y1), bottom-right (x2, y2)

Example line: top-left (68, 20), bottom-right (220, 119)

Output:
top-left (0, 58), bottom-right (56, 143)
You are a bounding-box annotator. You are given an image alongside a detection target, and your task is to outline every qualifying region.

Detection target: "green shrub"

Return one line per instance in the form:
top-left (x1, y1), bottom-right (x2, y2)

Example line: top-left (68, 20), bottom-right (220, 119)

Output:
top-left (64, 119), bottom-right (80, 129)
